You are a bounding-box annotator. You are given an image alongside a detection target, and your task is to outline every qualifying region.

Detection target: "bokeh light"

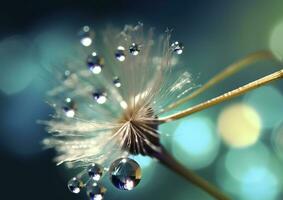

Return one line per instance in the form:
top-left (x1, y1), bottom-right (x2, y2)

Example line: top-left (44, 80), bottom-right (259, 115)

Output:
top-left (217, 143), bottom-right (281, 200)
top-left (270, 20), bottom-right (283, 61)
top-left (217, 103), bottom-right (261, 148)
top-left (0, 36), bottom-right (38, 95)
top-left (244, 86), bottom-right (283, 129)
top-left (224, 142), bottom-right (270, 182)
top-left (239, 166), bottom-right (280, 200)
top-left (271, 120), bottom-right (283, 161)
top-left (172, 116), bottom-right (220, 170)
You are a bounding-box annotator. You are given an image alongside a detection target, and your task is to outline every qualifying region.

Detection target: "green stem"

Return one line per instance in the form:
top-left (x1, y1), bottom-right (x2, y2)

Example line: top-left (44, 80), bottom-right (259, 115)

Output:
top-left (153, 147), bottom-right (231, 200)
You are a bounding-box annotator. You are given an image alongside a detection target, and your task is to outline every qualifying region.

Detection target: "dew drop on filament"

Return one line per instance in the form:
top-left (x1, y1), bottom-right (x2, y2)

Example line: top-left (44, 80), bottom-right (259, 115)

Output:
top-left (86, 180), bottom-right (106, 200)
top-left (68, 177), bottom-right (83, 194)
top-left (79, 25), bottom-right (93, 47)
top-left (109, 158), bottom-right (141, 190)
top-left (87, 163), bottom-right (104, 181)
top-left (113, 77), bottom-right (121, 88)
top-left (63, 98), bottom-right (76, 118)
top-left (87, 52), bottom-right (104, 74)
top-left (171, 41), bottom-right (184, 55)
top-left (115, 46), bottom-right (126, 61)
top-left (92, 92), bottom-right (107, 104)
top-left (129, 43), bottom-right (140, 55)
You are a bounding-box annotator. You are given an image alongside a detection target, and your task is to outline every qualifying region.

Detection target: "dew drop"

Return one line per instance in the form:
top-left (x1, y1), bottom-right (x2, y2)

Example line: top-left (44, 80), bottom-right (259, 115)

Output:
top-left (63, 98), bottom-right (76, 118)
top-left (115, 46), bottom-right (126, 61)
top-left (129, 43), bottom-right (140, 56)
top-left (87, 52), bottom-right (104, 74)
top-left (171, 41), bottom-right (184, 55)
top-left (92, 92), bottom-right (107, 104)
top-left (87, 163), bottom-right (104, 181)
top-left (68, 177), bottom-right (83, 194)
top-left (113, 77), bottom-right (121, 88)
top-left (86, 180), bottom-right (106, 200)
top-left (109, 158), bottom-right (141, 190)
top-left (79, 25), bottom-right (93, 47)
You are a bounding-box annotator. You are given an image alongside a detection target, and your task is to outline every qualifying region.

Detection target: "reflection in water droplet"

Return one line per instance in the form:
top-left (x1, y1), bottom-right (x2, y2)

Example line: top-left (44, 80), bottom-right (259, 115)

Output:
top-left (109, 158), bottom-right (141, 190)
top-left (93, 92), bottom-right (107, 104)
top-left (115, 46), bottom-right (126, 61)
top-left (170, 41), bottom-right (184, 55)
top-left (68, 177), bottom-right (83, 194)
top-left (63, 98), bottom-right (76, 118)
top-left (129, 43), bottom-right (140, 55)
top-left (87, 52), bottom-right (104, 74)
top-left (87, 163), bottom-right (104, 181)
top-left (113, 77), bottom-right (121, 88)
top-left (86, 180), bottom-right (106, 200)
top-left (79, 25), bottom-right (93, 47)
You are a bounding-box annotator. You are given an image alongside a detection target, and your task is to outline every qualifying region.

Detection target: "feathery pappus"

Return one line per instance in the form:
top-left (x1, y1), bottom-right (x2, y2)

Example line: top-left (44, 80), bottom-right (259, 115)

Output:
top-left (42, 23), bottom-right (196, 199)
top-left (41, 23), bottom-right (283, 200)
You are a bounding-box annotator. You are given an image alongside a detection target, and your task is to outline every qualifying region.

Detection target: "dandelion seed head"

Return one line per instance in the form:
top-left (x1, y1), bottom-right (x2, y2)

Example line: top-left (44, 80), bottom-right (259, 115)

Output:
top-left (42, 23), bottom-right (196, 169)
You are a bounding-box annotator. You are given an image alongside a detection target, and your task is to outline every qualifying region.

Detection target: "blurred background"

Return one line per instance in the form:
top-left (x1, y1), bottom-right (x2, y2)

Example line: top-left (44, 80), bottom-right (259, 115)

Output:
top-left (1, 0), bottom-right (283, 199)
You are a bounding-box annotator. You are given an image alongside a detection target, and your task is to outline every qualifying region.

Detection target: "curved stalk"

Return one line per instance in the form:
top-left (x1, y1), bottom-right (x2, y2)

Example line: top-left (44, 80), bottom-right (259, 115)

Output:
top-left (163, 50), bottom-right (276, 112)
top-left (153, 147), bottom-right (231, 200)
top-left (159, 69), bottom-right (283, 123)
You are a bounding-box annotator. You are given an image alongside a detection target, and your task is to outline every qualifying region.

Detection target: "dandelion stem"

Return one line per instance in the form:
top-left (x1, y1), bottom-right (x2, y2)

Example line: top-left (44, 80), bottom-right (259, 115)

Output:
top-left (163, 50), bottom-right (276, 112)
top-left (159, 69), bottom-right (283, 122)
top-left (153, 147), bottom-right (231, 200)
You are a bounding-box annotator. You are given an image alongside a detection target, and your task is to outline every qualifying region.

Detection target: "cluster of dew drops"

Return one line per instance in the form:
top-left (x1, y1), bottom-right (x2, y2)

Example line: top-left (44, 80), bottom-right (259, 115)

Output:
top-left (64, 25), bottom-right (184, 200)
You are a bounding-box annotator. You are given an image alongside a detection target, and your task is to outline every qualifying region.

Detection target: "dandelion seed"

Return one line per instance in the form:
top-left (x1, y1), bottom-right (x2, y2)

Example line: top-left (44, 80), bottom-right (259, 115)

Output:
top-left (42, 23), bottom-right (283, 200)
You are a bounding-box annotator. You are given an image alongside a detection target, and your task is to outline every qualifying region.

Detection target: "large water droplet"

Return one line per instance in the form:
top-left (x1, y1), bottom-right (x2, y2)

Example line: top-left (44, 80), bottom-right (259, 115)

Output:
top-left (171, 41), bottom-right (184, 55)
top-left (79, 26), bottom-right (93, 47)
top-left (129, 43), bottom-right (140, 56)
top-left (87, 52), bottom-right (104, 74)
top-left (62, 98), bottom-right (76, 118)
top-left (87, 163), bottom-right (104, 181)
top-left (92, 92), bottom-right (107, 104)
top-left (68, 177), bottom-right (83, 194)
top-left (115, 46), bottom-right (126, 61)
top-left (109, 158), bottom-right (141, 190)
top-left (86, 180), bottom-right (106, 200)
top-left (113, 77), bottom-right (121, 88)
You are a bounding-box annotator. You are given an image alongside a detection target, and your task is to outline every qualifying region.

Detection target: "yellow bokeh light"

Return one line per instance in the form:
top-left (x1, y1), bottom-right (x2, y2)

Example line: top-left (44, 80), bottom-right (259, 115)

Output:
top-left (217, 103), bottom-right (261, 148)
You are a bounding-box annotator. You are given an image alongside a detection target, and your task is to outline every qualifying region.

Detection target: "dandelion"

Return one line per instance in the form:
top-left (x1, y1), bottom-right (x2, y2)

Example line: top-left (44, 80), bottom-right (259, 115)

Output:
top-left (42, 23), bottom-right (283, 200)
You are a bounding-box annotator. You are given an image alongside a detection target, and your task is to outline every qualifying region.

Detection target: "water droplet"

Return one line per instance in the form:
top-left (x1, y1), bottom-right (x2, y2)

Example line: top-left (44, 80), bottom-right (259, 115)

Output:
top-left (87, 163), bottom-right (103, 181)
top-left (113, 77), bottom-right (121, 88)
top-left (86, 180), bottom-right (106, 200)
top-left (87, 52), bottom-right (104, 74)
top-left (92, 92), bottom-right (107, 104)
top-left (63, 70), bottom-right (71, 79)
top-left (63, 98), bottom-right (76, 118)
top-left (115, 46), bottom-right (126, 61)
top-left (129, 43), bottom-right (140, 55)
top-left (68, 177), bottom-right (83, 194)
top-left (109, 158), bottom-right (141, 190)
top-left (79, 26), bottom-right (93, 47)
top-left (171, 41), bottom-right (184, 55)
